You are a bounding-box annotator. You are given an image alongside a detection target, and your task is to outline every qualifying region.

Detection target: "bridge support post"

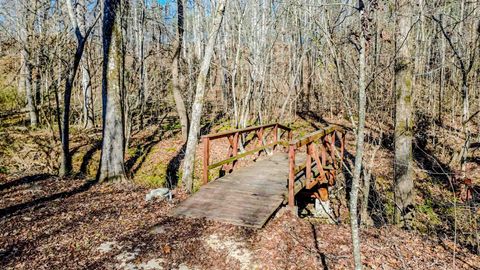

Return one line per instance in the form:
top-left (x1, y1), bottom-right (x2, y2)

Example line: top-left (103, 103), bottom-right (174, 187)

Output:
top-left (203, 137), bottom-right (210, 185)
top-left (288, 144), bottom-right (296, 211)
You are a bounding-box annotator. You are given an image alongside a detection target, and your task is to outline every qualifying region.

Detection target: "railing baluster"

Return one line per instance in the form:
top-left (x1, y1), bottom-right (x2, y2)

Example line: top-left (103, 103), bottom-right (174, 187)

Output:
top-left (232, 132), bottom-right (239, 171)
top-left (311, 143), bottom-right (326, 187)
top-left (273, 124), bottom-right (278, 144)
top-left (321, 140), bottom-right (327, 167)
top-left (341, 132), bottom-right (345, 163)
top-left (330, 132), bottom-right (335, 165)
top-left (202, 123), bottom-right (292, 184)
top-left (203, 137), bottom-right (210, 185)
top-left (288, 144), bottom-right (296, 209)
top-left (306, 142), bottom-right (312, 187)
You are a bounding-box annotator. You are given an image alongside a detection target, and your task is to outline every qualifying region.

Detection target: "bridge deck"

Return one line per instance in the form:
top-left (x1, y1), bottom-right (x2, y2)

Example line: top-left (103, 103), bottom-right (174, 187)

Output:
top-left (173, 152), bottom-right (299, 228)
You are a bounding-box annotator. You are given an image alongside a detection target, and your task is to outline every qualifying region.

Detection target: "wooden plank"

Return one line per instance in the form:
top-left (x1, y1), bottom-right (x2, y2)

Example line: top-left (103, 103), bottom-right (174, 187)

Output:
top-left (173, 152), bottom-right (312, 227)
top-left (175, 209), bottom-right (268, 228)
top-left (197, 186), bottom-right (284, 198)
top-left (210, 178), bottom-right (286, 188)
top-left (177, 194), bottom-right (284, 209)
top-left (175, 201), bottom-right (281, 218)
top-left (175, 197), bottom-right (283, 216)
top-left (174, 201), bottom-right (279, 221)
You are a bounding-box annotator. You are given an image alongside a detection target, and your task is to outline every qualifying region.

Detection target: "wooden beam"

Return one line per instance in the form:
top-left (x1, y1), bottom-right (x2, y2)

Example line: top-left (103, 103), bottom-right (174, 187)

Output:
top-left (208, 142), bottom-right (282, 170)
top-left (203, 137), bottom-right (210, 185)
top-left (290, 125), bottom-right (343, 148)
top-left (288, 144), bottom-right (296, 209)
top-left (202, 122), bottom-right (291, 140)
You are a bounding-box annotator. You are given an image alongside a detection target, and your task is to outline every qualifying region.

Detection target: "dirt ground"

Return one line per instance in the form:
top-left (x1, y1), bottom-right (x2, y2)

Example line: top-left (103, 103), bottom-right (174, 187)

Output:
top-left (1, 173), bottom-right (478, 270)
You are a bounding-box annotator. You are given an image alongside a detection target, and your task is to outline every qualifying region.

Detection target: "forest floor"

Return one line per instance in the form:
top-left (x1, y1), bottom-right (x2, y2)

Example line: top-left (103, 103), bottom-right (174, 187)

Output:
top-left (0, 174), bottom-right (479, 270)
top-left (1, 115), bottom-right (479, 269)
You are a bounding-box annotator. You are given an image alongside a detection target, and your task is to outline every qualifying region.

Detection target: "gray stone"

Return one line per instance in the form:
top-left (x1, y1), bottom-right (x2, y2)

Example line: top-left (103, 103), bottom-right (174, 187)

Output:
top-left (178, 263), bottom-right (190, 270)
top-left (145, 188), bottom-right (170, 202)
top-left (149, 225), bottom-right (166, 235)
top-left (138, 259), bottom-right (164, 270)
top-left (97, 241), bottom-right (122, 253)
top-left (314, 199), bottom-right (335, 223)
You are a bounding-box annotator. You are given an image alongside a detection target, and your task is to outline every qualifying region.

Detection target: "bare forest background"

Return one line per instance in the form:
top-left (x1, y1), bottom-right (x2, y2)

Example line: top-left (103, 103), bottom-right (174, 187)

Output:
top-left (0, 0), bottom-right (479, 269)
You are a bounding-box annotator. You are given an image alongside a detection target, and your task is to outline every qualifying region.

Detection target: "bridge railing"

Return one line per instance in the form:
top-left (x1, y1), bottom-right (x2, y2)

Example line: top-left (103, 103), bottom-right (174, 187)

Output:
top-left (287, 126), bottom-right (346, 208)
top-left (202, 123), bottom-right (292, 185)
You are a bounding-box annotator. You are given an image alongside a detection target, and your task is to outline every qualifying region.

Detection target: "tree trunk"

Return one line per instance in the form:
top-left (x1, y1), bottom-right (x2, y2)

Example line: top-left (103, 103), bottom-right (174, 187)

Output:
top-left (59, 43), bottom-right (85, 176)
top-left (82, 62), bottom-right (94, 128)
top-left (98, 0), bottom-right (127, 182)
top-left (171, 0), bottom-right (189, 140)
top-left (134, 0), bottom-right (147, 130)
top-left (23, 49), bottom-right (38, 127)
top-left (394, 0), bottom-right (414, 227)
top-left (60, 0), bottom-right (97, 176)
top-left (181, 0), bottom-right (227, 193)
top-left (460, 79), bottom-right (470, 175)
top-left (350, 3), bottom-right (367, 268)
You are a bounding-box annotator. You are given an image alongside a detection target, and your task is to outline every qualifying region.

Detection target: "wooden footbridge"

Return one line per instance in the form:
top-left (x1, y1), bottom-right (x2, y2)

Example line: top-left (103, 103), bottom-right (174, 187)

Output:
top-left (173, 123), bottom-right (346, 228)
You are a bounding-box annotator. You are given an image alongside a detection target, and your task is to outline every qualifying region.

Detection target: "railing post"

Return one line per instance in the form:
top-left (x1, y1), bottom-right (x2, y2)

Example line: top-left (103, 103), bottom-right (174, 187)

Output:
top-left (321, 139), bottom-right (327, 167)
top-left (232, 132), bottom-right (239, 170)
top-left (258, 127), bottom-right (264, 146)
top-left (288, 144), bottom-right (296, 210)
top-left (330, 133), bottom-right (335, 163)
top-left (273, 124), bottom-right (278, 144)
top-left (203, 137), bottom-right (210, 185)
top-left (340, 132), bottom-right (345, 164)
top-left (306, 143), bottom-right (312, 186)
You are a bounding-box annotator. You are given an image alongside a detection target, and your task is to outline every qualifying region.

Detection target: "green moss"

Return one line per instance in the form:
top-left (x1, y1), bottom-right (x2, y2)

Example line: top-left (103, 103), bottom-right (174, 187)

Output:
top-left (0, 83), bottom-right (20, 111)
top-left (135, 162), bottom-right (168, 188)
top-left (405, 77), bottom-right (412, 91)
top-left (164, 121), bottom-right (181, 131)
top-left (417, 200), bottom-right (441, 225)
top-left (0, 166), bottom-right (8, 174)
top-left (126, 147), bottom-right (137, 157)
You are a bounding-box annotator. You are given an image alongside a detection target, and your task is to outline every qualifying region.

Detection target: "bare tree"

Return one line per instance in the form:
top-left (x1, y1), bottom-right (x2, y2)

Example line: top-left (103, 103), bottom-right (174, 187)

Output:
top-left (59, 0), bottom-right (98, 176)
top-left (98, 0), bottom-right (127, 182)
top-left (16, 0), bottom-right (38, 127)
top-left (394, 0), bottom-right (414, 227)
top-left (350, 1), bottom-right (368, 268)
top-left (171, 0), bottom-right (189, 140)
top-left (432, 12), bottom-right (480, 177)
top-left (181, 0), bottom-right (227, 193)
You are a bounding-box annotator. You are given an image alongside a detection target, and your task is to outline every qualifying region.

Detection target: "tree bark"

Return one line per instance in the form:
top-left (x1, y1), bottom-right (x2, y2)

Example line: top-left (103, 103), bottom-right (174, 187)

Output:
top-left (350, 3), bottom-right (367, 268)
top-left (82, 62), bottom-right (94, 128)
top-left (171, 0), bottom-right (189, 140)
top-left (59, 0), bottom-right (97, 176)
top-left (181, 0), bottom-right (227, 193)
top-left (394, 0), bottom-right (414, 227)
top-left (23, 48), bottom-right (38, 127)
top-left (134, 0), bottom-right (147, 130)
top-left (16, 0), bottom-right (38, 127)
top-left (98, 0), bottom-right (127, 182)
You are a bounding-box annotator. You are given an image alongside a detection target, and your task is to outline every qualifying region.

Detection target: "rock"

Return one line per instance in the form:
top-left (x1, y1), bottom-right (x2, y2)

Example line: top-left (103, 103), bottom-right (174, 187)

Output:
top-left (97, 241), bottom-right (122, 253)
top-left (138, 259), bottom-right (164, 270)
top-left (205, 234), bottom-right (252, 270)
top-left (178, 263), bottom-right (190, 270)
top-left (314, 199), bottom-right (335, 223)
top-left (145, 188), bottom-right (170, 202)
top-left (149, 225), bottom-right (166, 235)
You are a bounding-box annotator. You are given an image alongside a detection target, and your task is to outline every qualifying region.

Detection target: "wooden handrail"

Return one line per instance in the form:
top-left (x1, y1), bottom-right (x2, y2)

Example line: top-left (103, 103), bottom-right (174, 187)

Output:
top-left (202, 123), bottom-right (292, 185)
top-left (202, 123), bottom-right (291, 140)
top-left (290, 125), bottom-right (344, 148)
top-left (288, 125), bottom-right (346, 209)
